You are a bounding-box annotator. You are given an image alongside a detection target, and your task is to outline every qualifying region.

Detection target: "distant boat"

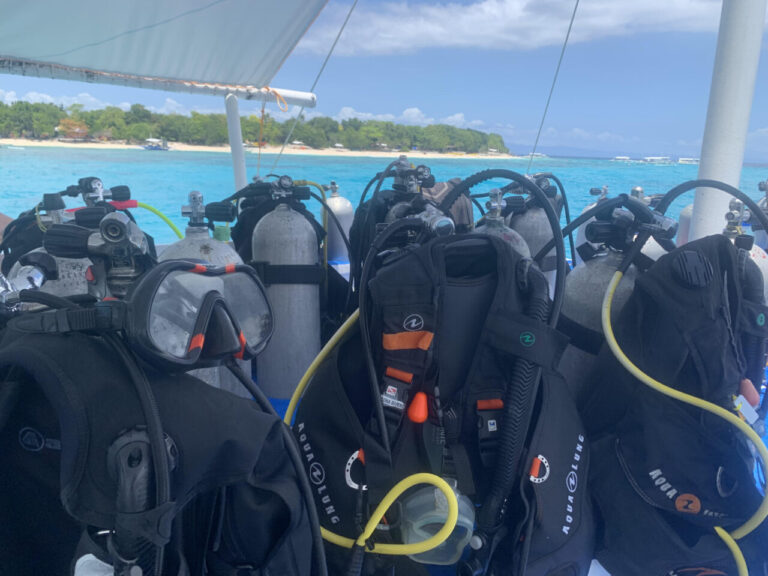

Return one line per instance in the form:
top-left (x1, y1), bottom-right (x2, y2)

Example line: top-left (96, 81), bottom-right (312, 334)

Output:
top-left (642, 156), bottom-right (673, 164)
top-left (143, 137), bottom-right (169, 151)
top-left (527, 152), bottom-right (548, 158)
top-left (678, 157), bottom-right (700, 165)
top-left (612, 155), bottom-right (631, 162)
top-left (5, 145), bottom-right (25, 150)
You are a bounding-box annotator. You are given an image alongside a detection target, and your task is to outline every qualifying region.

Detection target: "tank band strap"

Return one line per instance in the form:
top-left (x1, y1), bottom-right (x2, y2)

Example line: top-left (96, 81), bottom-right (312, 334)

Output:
top-left (250, 262), bottom-right (324, 286)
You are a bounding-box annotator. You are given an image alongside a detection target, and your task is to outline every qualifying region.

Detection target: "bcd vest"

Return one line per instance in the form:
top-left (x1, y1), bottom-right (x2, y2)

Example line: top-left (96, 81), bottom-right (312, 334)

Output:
top-left (582, 235), bottom-right (768, 576)
top-left (0, 326), bottom-right (315, 576)
top-left (295, 234), bottom-right (594, 575)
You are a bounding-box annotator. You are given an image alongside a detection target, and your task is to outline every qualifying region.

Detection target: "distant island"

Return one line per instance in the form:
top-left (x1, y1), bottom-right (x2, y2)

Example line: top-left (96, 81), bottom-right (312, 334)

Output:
top-left (0, 102), bottom-right (509, 155)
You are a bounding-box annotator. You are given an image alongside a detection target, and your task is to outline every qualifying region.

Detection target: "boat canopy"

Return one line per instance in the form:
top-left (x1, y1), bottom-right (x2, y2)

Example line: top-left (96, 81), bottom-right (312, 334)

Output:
top-left (0, 0), bottom-right (325, 107)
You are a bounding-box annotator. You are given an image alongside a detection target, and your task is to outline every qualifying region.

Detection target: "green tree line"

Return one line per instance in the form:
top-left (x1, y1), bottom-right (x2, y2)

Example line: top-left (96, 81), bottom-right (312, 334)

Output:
top-left (0, 101), bottom-right (509, 153)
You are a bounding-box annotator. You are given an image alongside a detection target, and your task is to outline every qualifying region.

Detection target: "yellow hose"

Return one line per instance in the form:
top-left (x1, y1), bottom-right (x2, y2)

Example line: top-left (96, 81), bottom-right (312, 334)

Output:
top-left (602, 271), bottom-right (768, 575)
top-left (321, 473), bottom-right (459, 556)
top-left (285, 309), bottom-right (460, 556)
top-left (136, 201), bottom-right (183, 239)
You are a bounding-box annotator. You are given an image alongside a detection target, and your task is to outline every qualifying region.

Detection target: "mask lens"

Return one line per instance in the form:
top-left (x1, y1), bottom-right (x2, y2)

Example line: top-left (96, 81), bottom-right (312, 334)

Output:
top-left (221, 271), bottom-right (272, 352)
top-left (148, 271), bottom-right (226, 359)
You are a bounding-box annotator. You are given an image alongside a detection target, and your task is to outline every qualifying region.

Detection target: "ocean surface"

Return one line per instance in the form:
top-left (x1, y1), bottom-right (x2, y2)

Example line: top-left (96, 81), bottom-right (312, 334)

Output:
top-left (2, 145), bottom-right (767, 246)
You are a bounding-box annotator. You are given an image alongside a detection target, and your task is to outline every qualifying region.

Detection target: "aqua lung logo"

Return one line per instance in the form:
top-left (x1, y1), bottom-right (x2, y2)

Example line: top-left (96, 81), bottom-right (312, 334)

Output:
top-left (566, 471), bottom-right (578, 493)
top-left (309, 462), bottom-right (326, 485)
top-left (296, 422), bottom-right (340, 525)
top-left (520, 331), bottom-right (535, 347)
top-left (19, 427), bottom-right (45, 452)
top-left (403, 314), bottom-right (424, 331)
top-left (562, 434), bottom-right (585, 535)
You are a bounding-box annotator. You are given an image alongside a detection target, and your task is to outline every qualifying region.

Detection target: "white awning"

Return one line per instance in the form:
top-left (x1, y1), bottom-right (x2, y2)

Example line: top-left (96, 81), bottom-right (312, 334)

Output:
top-left (0, 0), bottom-right (326, 106)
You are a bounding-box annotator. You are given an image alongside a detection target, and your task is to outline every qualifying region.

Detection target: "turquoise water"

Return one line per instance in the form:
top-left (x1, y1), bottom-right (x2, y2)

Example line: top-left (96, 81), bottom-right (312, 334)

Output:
top-left (2, 146), bottom-right (767, 245)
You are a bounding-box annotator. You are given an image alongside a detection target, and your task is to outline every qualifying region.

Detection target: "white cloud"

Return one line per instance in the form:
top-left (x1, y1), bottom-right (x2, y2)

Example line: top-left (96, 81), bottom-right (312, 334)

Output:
top-left (0, 89), bottom-right (18, 104)
top-left (441, 113), bottom-right (485, 128)
top-left (298, 0), bottom-right (755, 56)
top-left (147, 98), bottom-right (187, 115)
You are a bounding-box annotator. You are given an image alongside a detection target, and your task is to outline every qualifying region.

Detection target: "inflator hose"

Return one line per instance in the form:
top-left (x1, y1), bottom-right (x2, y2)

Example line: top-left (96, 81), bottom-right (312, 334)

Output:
top-left (477, 262), bottom-right (550, 534)
top-left (535, 172), bottom-right (577, 260)
top-left (225, 361), bottom-right (329, 576)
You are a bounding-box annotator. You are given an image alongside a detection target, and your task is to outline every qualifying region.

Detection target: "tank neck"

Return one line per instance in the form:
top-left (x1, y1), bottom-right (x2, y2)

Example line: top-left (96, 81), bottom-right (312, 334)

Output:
top-left (185, 225), bottom-right (211, 237)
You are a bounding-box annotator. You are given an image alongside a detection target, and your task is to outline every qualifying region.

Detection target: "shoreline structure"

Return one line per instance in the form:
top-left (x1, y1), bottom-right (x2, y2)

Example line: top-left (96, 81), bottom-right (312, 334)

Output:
top-left (0, 137), bottom-right (522, 160)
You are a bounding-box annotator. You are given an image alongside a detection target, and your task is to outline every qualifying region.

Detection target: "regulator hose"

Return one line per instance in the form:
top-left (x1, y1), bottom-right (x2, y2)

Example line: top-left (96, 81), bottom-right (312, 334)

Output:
top-left (477, 261), bottom-right (550, 533)
top-left (135, 202), bottom-right (183, 239)
top-left (225, 361), bottom-right (329, 576)
top-left (535, 172), bottom-right (576, 259)
top-left (105, 333), bottom-right (170, 574)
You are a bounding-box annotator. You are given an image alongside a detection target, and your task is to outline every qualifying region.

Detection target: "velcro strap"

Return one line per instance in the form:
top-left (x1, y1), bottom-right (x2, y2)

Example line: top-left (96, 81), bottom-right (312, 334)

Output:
top-left (251, 261), bottom-right (324, 285)
top-left (485, 314), bottom-right (569, 370)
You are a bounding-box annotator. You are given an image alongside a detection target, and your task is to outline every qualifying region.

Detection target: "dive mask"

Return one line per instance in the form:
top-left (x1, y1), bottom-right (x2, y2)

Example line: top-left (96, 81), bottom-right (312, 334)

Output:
top-left (126, 260), bottom-right (273, 371)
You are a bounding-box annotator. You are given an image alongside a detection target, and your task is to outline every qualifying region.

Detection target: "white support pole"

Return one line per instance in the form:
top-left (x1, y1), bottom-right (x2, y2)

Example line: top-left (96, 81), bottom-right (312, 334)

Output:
top-left (225, 93), bottom-right (248, 192)
top-left (689, 0), bottom-right (767, 241)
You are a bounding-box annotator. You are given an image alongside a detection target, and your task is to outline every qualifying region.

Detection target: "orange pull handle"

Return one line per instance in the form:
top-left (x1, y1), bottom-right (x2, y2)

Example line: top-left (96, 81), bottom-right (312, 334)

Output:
top-left (408, 391), bottom-right (429, 423)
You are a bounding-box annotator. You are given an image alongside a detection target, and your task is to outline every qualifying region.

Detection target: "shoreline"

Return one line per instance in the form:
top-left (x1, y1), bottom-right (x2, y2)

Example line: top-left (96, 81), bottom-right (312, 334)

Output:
top-left (0, 137), bottom-right (523, 160)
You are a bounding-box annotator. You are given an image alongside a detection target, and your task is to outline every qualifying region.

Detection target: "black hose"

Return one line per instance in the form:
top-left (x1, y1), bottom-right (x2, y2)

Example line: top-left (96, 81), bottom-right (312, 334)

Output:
top-left (477, 262), bottom-right (549, 533)
top-left (439, 168), bottom-right (567, 324)
top-left (471, 197), bottom-right (486, 216)
top-left (105, 334), bottom-right (170, 574)
top-left (19, 289), bottom-right (79, 309)
top-left (536, 172), bottom-right (576, 260)
top-left (357, 173), bottom-right (384, 210)
top-left (358, 218), bottom-right (427, 453)
top-left (225, 361), bottom-right (329, 576)
top-left (533, 195), bottom-right (628, 262)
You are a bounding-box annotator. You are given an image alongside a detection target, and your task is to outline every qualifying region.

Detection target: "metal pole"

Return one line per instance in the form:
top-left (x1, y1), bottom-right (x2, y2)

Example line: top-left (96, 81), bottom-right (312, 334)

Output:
top-left (690, 0), bottom-right (767, 241)
top-left (225, 93), bottom-right (247, 192)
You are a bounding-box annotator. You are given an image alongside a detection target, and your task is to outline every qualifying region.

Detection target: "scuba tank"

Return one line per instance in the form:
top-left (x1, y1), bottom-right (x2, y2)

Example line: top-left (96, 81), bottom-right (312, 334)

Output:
top-left (159, 191), bottom-right (251, 398)
top-left (558, 195), bottom-right (678, 404)
top-left (6, 192), bottom-right (92, 298)
top-left (473, 187), bottom-right (530, 257)
top-left (251, 177), bottom-right (322, 399)
top-left (159, 191), bottom-right (240, 264)
top-left (753, 179), bottom-right (768, 249)
top-left (324, 181), bottom-right (354, 265)
top-left (505, 174), bottom-right (563, 293)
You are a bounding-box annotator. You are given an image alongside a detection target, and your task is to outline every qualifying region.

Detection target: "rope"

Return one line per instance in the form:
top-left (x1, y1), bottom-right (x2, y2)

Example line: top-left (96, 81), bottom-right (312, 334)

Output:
top-left (527, 0), bottom-right (580, 173)
top-left (270, 0), bottom-right (359, 173)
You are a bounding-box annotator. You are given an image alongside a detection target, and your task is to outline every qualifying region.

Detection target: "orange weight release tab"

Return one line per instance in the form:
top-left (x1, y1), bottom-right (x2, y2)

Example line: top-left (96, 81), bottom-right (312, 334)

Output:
top-left (385, 366), bottom-right (414, 383)
top-left (381, 331), bottom-right (434, 351)
top-left (188, 333), bottom-right (205, 352)
top-left (477, 398), bottom-right (504, 411)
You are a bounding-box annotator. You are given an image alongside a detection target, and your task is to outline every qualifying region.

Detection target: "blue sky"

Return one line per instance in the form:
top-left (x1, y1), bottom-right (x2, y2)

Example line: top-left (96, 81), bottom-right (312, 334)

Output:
top-left (2, 0), bottom-right (768, 161)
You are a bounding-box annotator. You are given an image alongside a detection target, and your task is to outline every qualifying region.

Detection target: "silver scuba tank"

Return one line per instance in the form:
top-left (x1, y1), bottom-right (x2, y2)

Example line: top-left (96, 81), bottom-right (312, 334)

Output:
top-left (506, 176), bottom-right (562, 294)
top-left (324, 181), bottom-right (354, 264)
top-left (252, 202), bottom-right (321, 399)
top-left (159, 191), bottom-right (251, 398)
top-left (473, 188), bottom-right (530, 258)
top-left (573, 186), bottom-right (609, 266)
top-left (7, 192), bottom-right (91, 297)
